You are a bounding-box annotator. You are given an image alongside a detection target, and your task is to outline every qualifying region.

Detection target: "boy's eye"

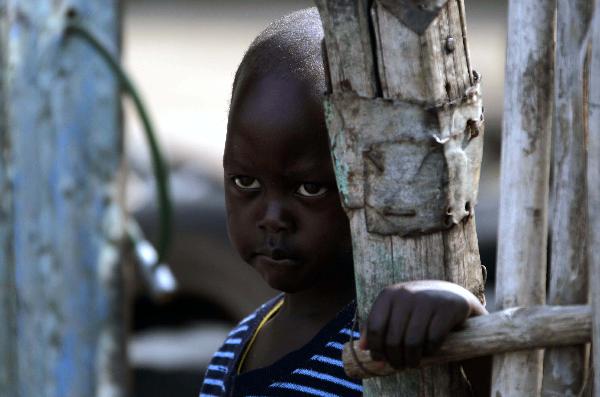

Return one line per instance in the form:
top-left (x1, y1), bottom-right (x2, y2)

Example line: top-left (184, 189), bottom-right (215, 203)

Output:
top-left (296, 183), bottom-right (327, 197)
top-left (233, 176), bottom-right (261, 190)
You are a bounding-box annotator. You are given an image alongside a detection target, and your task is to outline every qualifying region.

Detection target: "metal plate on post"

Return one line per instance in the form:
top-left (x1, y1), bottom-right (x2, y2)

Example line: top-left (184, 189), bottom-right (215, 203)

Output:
top-left (326, 88), bottom-right (483, 237)
top-left (364, 141), bottom-right (449, 236)
top-left (376, 0), bottom-right (448, 35)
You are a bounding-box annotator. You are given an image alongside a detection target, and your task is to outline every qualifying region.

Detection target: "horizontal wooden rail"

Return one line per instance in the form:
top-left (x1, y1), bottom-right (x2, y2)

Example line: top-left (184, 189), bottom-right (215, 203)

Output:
top-left (343, 305), bottom-right (591, 379)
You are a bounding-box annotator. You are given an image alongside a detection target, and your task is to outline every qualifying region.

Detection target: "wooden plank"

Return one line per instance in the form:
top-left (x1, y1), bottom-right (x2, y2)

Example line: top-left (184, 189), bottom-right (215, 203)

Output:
top-left (492, 1), bottom-right (556, 395)
top-left (1, 1), bottom-right (126, 396)
top-left (314, 0), bottom-right (377, 98)
top-left (318, 1), bottom-right (485, 395)
top-left (314, 0), bottom-right (377, 211)
top-left (542, 1), bottom-right (595, 395)
top-left (588, 1), bottom-right (600, 395)
top-left (343, 305), bottom-right (592, 378)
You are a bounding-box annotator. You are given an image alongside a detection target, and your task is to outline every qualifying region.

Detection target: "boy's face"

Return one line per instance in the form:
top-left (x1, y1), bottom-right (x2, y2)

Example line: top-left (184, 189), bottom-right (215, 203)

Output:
top-left (223, 72), bottom-right (353, 293)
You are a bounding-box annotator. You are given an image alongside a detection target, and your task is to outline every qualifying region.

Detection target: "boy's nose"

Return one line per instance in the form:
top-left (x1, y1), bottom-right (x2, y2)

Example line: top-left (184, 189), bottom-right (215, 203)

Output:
top-left (257, 201), bottom-right (291, 233)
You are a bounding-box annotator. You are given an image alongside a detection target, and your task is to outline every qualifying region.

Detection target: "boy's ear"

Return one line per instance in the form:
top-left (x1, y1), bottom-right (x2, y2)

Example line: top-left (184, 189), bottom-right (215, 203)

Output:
top-left (320, 38), bottom-right (333, 95)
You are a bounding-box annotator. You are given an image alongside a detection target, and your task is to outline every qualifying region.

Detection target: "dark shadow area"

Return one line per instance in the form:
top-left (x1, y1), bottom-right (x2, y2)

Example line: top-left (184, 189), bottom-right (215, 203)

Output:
top-left (132, 293), bottom-right (234, 332)
top-left (134, 368), bottom-right (204, 397)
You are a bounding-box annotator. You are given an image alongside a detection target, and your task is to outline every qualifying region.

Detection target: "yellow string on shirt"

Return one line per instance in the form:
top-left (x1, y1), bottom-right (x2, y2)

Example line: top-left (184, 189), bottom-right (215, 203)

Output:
top-left (237, 297), bottom-right (285, 374)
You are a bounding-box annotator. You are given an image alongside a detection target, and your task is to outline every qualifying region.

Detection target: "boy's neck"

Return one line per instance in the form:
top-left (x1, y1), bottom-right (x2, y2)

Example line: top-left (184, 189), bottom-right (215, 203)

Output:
top-left (280, 276), bottom-right (356, 322)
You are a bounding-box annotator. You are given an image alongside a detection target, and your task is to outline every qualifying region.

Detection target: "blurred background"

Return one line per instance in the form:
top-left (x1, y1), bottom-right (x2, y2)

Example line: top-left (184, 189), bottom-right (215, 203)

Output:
top-left (122, 0), bottom-right (507, 395)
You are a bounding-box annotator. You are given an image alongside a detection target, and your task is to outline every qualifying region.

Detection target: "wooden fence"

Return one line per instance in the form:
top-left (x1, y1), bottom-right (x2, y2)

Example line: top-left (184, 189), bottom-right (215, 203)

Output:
top-left (0, 0), bottom-right (599, 396)
top-left (320, 0), bottom-right (600, 396)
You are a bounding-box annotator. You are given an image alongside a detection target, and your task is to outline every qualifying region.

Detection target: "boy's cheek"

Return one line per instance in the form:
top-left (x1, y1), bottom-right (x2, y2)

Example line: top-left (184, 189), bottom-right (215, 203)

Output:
top-left (225, 216), bottom-right (254, 261)
top-left (229, 231), bottom-right (255, 263)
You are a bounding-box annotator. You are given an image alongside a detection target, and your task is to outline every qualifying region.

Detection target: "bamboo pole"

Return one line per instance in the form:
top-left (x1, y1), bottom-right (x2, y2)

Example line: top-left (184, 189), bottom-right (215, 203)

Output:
top-left (317, 1), bottom-right (485, 395)
top-left (542, 1), bottom-right (595, 395)
top-left (0, 1), bottom-right (126, 396)
top-left (588, 1), bottom-right (600, 395)
top-left (342, 305), bottom-right (591, 378)
top-left (492, 1), bottom-right (555, 395)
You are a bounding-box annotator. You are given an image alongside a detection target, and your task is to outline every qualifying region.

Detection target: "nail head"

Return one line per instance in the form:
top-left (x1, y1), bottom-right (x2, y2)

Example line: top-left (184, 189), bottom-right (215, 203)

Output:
top-left (445, 36), bottom-right (456, 52)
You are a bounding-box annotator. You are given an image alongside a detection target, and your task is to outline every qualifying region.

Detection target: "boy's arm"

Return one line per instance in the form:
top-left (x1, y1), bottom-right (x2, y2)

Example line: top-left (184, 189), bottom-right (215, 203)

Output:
top-left (359, 280), bottom-right (487, 368)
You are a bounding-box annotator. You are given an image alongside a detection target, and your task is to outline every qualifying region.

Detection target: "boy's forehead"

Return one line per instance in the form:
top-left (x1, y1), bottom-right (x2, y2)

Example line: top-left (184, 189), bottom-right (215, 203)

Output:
top-left (228, 72), bottom-right (327, 145)
top-left (225, 80), bottom-right (332, 174)
top-left (233, 71), bottom-right (319, 119)
top-left (225, 123), bottom-right (330, 170)
top-left (225, 141), bottom-right (332, 181)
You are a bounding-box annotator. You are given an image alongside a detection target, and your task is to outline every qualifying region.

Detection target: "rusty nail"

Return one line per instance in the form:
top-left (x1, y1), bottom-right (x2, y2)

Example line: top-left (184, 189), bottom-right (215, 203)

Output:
top-left (467, 120), bottom-right (481, 139)
top-left (445, 36), bottom-right (456, 53)
top-left (444, 214), bottom-right (454, 227)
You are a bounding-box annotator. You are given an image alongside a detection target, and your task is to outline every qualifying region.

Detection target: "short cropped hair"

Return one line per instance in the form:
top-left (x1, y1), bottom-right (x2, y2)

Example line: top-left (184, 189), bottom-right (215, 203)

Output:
top-left (231, 7), bottom-right (327, 98)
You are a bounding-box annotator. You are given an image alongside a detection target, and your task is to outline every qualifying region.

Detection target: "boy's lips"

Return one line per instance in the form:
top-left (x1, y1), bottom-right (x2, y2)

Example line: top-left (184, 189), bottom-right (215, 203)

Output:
top-left (255, 255), bottom-right (298, 267)
top-left (253, 248), bottom-right (298, 267)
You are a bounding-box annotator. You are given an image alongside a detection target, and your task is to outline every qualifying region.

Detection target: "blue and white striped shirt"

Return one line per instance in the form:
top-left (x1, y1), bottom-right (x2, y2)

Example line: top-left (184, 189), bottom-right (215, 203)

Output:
top-left (199, 295), bottom-right (362, 397)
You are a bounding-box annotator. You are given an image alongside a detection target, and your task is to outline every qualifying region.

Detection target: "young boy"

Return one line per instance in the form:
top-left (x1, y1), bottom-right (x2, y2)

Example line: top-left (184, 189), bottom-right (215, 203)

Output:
top-left (200, 8), bottom-right (488, 397)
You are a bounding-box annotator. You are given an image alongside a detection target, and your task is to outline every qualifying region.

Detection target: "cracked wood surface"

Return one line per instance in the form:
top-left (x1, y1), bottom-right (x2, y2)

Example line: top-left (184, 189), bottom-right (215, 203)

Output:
top-left (542, 1), bottom-right (595, 395)
top-left (492, 1), bottom-right (556, 396)
top-left (316, 1), bottom-right (484, 395)
top-left (588, 1), bottom-right (600, 395)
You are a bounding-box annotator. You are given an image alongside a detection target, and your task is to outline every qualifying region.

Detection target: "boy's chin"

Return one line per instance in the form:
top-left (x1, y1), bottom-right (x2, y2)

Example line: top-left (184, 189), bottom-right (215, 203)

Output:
top-left (262, 274), bottom-right (307, 293)
top-left (249, 257), bottom-right (307, 292)
top-left (256, 268), bottom-right (312, 294)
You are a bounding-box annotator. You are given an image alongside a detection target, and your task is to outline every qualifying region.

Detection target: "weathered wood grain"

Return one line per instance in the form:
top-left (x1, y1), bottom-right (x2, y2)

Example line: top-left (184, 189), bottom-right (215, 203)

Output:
top-left (314, 0), bottom-right (377, 98)
top-left (542, 1), bottom-right (595, 395)
top-left (342, 305), bottom-right (591, 379)
top-left (492, 1), bottom-right (556, 396)
top-left (318, 1), bottom-right (484, 395)
top-left (588, 1), bottom-right (600, 395)
top-left (315, 0), bottom-right (376, 212)
top-left (367, 4), bottom-right (483, 396)
top-left (0, 1), bottom-right (126, 396)
top-left (373, 0), bottom-right (471, 104)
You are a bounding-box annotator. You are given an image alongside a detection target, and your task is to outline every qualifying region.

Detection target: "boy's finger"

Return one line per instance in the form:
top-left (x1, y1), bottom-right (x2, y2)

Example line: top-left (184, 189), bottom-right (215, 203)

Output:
top-left (403, 302), bottom-right (433, 367)
top-left (370, 350), bottom-right (385, 362)
top-left (426, 310), bottom-right (455, 354)
top-left (358, 334), bottom-right (367, 350)
top-left (366, 290), bottom-right (393, 361)
top-left (383, 300), bottom-right (411, 369)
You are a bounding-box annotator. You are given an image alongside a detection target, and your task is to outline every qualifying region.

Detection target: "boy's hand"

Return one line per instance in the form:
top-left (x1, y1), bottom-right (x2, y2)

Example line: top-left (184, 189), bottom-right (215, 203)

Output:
top-left (359, 280), bottom-right (487, 369)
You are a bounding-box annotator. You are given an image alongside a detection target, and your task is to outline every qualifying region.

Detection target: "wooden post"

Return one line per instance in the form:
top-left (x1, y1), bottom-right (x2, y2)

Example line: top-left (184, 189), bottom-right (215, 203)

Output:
top-left (492, 1), bottom-right (555, 396)
top-left (0, 1), bottom-right (126, 396)
top-left (316, 1), bottom-right (485, 395)
top-left (542, 1), bottom-right (595, 395)
top-left (588, 1), bottom-right (600, 394)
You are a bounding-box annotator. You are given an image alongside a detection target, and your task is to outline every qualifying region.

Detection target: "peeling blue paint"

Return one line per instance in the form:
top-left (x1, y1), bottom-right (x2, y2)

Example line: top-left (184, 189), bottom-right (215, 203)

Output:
top-left (333, 158), bottom-right (351, 205)
top-left (3, 2), bottom-right (125, 396)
